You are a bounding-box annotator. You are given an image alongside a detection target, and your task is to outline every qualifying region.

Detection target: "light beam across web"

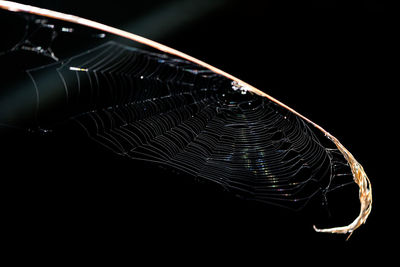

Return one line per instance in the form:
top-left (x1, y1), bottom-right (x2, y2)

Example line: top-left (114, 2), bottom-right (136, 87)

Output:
top-left (0, 0), bottom-right (372, 238)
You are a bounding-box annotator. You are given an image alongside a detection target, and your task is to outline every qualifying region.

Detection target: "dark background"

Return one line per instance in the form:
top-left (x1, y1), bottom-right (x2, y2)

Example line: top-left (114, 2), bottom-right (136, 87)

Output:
top-left (0, 0), bottom-right (393, 263)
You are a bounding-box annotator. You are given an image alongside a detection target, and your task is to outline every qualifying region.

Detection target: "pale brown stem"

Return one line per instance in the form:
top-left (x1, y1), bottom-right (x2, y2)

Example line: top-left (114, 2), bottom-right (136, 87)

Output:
top-left (0, 0), bottom-right (372, 236)
top-left (313, 135), bottom-right (372, 238)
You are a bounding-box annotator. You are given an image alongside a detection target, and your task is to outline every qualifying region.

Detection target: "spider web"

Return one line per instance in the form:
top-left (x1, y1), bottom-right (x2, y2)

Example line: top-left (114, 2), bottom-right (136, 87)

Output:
top-left (14, 40), bottom-right (355, 211)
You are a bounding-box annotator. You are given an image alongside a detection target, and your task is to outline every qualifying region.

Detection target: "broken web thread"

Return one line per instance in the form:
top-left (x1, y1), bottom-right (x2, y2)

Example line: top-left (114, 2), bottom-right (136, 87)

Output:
top-left (23, 41), bottom-right (355, 211)
top-left (0, 14), bottom-right (60, 61)
top-left (0, 12), bottom-right (106, 62)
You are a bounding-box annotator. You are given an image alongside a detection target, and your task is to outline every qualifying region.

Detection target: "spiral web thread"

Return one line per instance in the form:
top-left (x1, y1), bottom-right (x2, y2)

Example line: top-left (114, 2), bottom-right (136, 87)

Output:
top-left (0, 0), bottom-right (372, 236)
top-left (26, 41), bottom-right (354, 211)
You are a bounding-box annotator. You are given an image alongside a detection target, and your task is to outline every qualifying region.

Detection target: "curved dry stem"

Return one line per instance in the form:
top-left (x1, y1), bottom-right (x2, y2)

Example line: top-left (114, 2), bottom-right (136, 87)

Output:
top-left (0, 0), bottom-right (372, 237)
top-left (313, 135), bottom-right (372, 238)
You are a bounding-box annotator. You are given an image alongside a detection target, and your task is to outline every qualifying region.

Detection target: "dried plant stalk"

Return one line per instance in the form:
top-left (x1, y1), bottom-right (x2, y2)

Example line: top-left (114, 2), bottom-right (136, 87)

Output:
top-left (0, 0), bottom-right (372, 237)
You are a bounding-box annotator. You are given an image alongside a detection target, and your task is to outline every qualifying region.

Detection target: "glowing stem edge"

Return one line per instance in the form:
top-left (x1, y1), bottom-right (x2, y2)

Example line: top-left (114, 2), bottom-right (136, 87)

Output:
top-left (0, 0), bottom-right (372, 237)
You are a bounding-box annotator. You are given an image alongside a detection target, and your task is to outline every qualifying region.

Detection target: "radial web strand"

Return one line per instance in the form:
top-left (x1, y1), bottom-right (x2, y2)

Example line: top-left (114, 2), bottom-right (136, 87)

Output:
top-left (0, 1), bottom-right (372, 237)
top-left (21, 41), bottom-right (355, 211)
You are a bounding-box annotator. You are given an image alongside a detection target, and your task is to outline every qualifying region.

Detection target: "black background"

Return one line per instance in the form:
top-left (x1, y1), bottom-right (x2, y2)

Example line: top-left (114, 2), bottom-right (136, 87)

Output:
top-left (0, 0), bottom-right (394, 263)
